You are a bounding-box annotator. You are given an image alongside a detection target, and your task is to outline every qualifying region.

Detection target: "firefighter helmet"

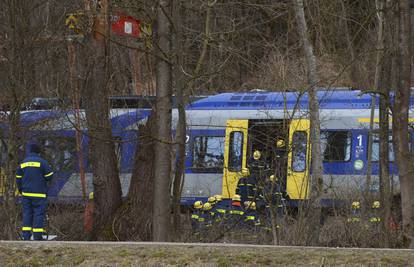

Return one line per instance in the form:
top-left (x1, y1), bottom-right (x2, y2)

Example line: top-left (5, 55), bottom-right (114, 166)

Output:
top-left (244, 201), bottom-right (256, 209)
top-left (194, 201), bottom-right (203, 209)
top-left (276, 139), bottom-right (285, 148)
top-left (372, 201), bottom-right (381, 209)
top-left (253, 150), bottom-right (261, 160)
top-left (269, 175), bottom-right (277, 182)
top-left (208, 196), bottom-right (216, 203)
top-left (351, 201), bottom-right (360, 209)
top-left (232, 194), bottom-right (241, 202)
top-left (214, 195), bottom-right (223, 202)
top-left (203, 202), bottom-right (212, 210)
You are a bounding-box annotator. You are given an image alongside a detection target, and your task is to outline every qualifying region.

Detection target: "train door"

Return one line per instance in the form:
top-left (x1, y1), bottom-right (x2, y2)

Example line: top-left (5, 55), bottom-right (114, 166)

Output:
top-left (222, 120), bottom-right (248, 199)
top-left (286, 119), bottom-right (311, 200)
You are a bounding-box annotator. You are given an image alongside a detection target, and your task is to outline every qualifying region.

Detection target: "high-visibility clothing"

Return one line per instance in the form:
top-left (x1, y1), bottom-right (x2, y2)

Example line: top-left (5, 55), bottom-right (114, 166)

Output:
top-left (347, 201), bottom-right (361, 224)
top-left (16, 153), bottom-right (54, 197)
top-left (244, 210), bottom-right (261, 228)
top-left (17, 152), bottom-right (53, 240)
top-left (21, 197), bottom-right (47, 240)
top-left (236, 176), bottom-right (258, 203)
top-left (191, 209), bottom-right (202, 230)
top-left (212, 203), bottom-right (226, 222)
top-left (227, 202), bottom-right (245, 226)
top-left (199, 210), bottom-right (213, 228)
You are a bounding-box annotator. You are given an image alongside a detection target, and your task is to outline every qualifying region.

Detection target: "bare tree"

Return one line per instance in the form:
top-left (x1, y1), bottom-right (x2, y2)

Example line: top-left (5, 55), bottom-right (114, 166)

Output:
top-left (392, 0), bottom-right (414, 248)
top-left (81, 0), bottom-right (123, 239)
top-left (292, 0), bottom-right (324, 245)
top-left (374, 0), bottom-right (392, 246)
top-left (0, 0), bottom-right (48, 240)
top-left (153, 0), bottom-right (173, 242)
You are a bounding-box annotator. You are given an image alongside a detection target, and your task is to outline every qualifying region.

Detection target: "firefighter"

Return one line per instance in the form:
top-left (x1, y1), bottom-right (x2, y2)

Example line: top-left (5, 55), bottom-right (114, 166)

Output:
top-left (16, 144), bottom-right (54, 240)
top-left (227, 194), bottom-right (245, 227)
top-left (260, 175), bottom-right (285, 215)
top-left (199, 202), bottom-right (213, 229)
top-left (243, 201), bottom-right (261, 231)
top-left (236, 168), bottom-right (258, 204)
top-left (347, 201), bottom-right (361, 223)
top-left (191, 200), bottom-right (203, 230)
top-left (212, 195), bottom-right (226, 223)
top-left (258, 174), bottom-right (286, 231)
top-left (369, 201), bottom-right (381, 224)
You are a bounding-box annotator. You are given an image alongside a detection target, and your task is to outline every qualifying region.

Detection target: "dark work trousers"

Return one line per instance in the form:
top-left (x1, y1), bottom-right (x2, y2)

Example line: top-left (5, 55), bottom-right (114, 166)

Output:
top-left (22, 197), bottom-right (47, 240)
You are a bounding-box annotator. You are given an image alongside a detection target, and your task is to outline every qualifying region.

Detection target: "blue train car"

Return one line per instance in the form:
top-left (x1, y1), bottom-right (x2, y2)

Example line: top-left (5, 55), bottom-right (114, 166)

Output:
top-left (178, 90), bottom-right (413, 206)
top-left (1, 90), bottom-right (412, 207)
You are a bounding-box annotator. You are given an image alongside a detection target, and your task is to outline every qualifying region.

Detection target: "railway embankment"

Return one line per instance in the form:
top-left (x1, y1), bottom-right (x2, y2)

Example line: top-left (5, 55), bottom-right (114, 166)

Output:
top-left (1, 241), bottom-right (414, 266)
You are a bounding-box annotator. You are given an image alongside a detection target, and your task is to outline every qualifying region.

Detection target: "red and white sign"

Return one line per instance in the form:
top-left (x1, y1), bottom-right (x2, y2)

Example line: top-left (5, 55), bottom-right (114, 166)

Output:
top-left (111, 13), bottom-right (140, 38)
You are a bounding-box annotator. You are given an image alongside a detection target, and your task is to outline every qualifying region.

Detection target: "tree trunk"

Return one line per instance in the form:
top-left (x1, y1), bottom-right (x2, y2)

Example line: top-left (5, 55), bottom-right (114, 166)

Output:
top-left (170, 0), bottom-right (215, 237)
top-left (2, 0), bottom-right (33, 240)
top-left (293, 0), bottom-right (323, 245)
top-left (4, 107), bottom-right (20, 240)
top-left (393, 0), bottom-right (414, 248)
top-left (110, 114), bottom-right (156, 241)
top-left (83, 0), bottom-right (122, 240)
top-left (375, 0), bottom-right (392, 247)
top-left (153, 0), bottom-right (173, 242)
top-left (171, 0), bottom-right (185, 238)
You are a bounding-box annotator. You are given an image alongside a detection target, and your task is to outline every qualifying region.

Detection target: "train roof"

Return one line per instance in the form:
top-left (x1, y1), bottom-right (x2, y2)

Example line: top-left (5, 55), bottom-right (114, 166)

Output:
top-left (23, 95), bottom-right (207, 110)
top-left (187, 89), bottom-right (414, 110)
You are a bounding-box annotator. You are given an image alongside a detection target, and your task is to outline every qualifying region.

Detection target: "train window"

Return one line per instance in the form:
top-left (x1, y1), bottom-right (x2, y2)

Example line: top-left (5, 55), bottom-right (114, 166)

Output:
top-left (192, 136), bottom-right (225, 172)
top-left (371, 134), bottom-right (394, 162)
top-left (292, 131), bottom-right (307, 172)
top-left (321, 131), bottom-right (351, 162)
top-left (229, 132), bottom-right (244, 172)
top-left (40, 137), bottom-right (77, 172)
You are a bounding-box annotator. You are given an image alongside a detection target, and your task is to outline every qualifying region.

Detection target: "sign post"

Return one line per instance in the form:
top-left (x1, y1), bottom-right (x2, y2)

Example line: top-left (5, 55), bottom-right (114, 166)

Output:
top-left (111, 13), bottom-right (140, 38)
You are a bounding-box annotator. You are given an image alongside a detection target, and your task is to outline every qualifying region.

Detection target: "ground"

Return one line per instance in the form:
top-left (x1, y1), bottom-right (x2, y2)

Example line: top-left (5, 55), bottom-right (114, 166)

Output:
top-left (1, 241), bottom-right (414, 266)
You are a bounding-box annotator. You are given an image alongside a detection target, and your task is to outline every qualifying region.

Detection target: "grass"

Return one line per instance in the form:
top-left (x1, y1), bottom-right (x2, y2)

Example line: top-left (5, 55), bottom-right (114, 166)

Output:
top-left (0, 242), bottom-right (414, 266)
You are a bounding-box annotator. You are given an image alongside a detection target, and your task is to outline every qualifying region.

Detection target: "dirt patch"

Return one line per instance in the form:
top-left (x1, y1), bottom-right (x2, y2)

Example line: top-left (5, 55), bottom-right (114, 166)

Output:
top-left (0, 242), bottom-right (413, 267)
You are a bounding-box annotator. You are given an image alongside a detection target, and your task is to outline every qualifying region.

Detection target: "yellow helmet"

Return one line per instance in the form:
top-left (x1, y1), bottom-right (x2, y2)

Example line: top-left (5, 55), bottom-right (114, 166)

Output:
top-left (242, 168), bottom-right (250, 176)
top-left (214, 195), bottom-right (223, 202)
top-left (89, 192), bottom-right (94, 200)
top-left (232, 194), bottom-right (241, 202)
top-left (194, 201), bottom-right (203, 209)
top-left (276, 139), bottom-right (285, 148)
top-left (269, 175), bottom-right (277, 182)
top-left (372, 201), bottom-right (381, 209)
top-left (253, 150), bottom-right (261, 160)
top-left (208, 196), bottom-right (216, 203)
top-left (244, 201), bottom-right (256, 209)
top-left (351, 201), bottom-right (360, 209)
top-left (203, 202), bottom-right (212, 211)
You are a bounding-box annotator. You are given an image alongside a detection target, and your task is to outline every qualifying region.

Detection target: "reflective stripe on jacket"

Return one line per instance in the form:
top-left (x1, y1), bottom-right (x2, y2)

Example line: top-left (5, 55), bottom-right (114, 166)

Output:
top-left (16, 153), bottom-right (54, 197)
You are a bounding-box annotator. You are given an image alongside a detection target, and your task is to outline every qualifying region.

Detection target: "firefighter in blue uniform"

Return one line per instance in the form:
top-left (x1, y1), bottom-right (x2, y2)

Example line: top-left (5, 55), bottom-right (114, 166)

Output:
top-left (200, 202), bottom-right (214, 230)
top-left (227, 194), bottom-right (245, 227)
top-left (212, 195), bottom-right (226, 223)
top-left (243, 201), bottom-right (261, 231)
top-left (16, 144), bottom-right (54, 240)
top-left (236, 168), bottom-right (258, 204)
top-left (347, 201), bottom-right (361, 223)
top-left (191, 201), bottom-right (203, 230)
